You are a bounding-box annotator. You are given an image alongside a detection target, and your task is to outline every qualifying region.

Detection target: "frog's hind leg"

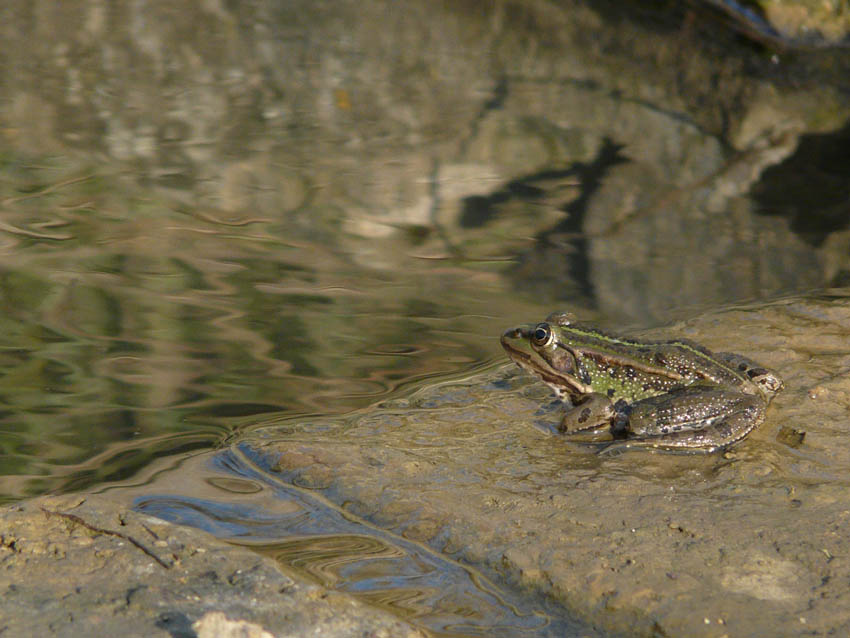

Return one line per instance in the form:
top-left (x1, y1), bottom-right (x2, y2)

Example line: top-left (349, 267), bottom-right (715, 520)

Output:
top-left (601, 388), bottom-right (766, 454)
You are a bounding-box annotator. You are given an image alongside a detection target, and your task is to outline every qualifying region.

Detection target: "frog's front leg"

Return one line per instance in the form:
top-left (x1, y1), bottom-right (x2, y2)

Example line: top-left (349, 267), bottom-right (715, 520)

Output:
top-left (559, 392), bottom-right (617, 436)
top-left (605, 385), bottom-right (766, 453)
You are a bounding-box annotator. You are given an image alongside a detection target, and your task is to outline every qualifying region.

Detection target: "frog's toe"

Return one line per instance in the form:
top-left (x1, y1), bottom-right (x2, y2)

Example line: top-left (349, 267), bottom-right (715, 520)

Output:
top-left (597, 439), bottom-right (723, 455)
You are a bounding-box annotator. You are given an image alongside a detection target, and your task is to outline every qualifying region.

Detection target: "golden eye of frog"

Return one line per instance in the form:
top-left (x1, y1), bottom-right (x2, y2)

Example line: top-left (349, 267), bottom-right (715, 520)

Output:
top-left (500, 311), bottom-right (783, 453)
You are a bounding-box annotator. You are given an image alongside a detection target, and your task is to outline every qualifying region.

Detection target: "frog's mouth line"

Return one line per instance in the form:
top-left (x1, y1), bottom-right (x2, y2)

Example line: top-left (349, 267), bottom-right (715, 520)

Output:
top-left (500, 327), bottom-right (588, 397)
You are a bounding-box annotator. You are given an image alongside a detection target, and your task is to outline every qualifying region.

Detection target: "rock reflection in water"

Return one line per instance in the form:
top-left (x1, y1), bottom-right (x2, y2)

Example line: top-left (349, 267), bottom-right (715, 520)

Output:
top-left (255, 533), bottom-right (523, 636)
top-left (258, 534), bottom-right (407, 587)
top-left (124, 448), bottom-right (587, 638)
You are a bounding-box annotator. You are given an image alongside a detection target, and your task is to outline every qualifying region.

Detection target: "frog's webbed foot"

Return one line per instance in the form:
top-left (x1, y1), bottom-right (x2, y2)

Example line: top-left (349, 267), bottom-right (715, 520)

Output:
top-left (601, 387), bottom-right (766, 454)
top-left (597, 438), bottom-right (718, 455)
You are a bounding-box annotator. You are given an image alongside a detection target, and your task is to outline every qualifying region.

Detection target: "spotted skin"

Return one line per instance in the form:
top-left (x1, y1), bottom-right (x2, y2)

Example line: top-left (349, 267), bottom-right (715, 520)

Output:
top-left (501, 314), bottom-right (784, 453)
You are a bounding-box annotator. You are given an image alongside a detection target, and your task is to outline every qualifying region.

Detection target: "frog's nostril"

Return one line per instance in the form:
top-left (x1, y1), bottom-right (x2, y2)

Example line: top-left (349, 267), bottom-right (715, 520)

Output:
top-left (502, 327), bottom-right (522, 339)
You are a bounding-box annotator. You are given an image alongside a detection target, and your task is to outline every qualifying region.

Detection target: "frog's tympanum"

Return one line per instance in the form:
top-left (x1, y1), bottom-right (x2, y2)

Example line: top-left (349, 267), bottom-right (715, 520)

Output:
top-left (501, 312), bottom-right (783, 452)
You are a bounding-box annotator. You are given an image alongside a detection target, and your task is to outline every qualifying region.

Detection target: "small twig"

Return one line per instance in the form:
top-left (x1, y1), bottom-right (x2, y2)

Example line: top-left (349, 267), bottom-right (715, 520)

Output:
top-left (40, 507), bottom-right (171, 569)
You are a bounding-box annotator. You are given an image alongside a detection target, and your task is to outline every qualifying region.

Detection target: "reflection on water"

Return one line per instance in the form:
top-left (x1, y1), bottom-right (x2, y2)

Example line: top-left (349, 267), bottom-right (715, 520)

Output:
top-left (262, 534), bottom-right (407, 585)
top-left (257, 534), bottom-right (528, 636)
top-left (126, 447), bottom-right (589, 638)
top-left (0, 156), bottom-right (538, 502)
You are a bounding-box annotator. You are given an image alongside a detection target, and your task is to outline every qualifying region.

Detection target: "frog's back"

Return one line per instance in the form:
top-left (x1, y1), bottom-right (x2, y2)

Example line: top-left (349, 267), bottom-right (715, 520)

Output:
top-left (651, 340), bottom-right (751, 389)
top-left (578, 338), bottom-right (751, 403)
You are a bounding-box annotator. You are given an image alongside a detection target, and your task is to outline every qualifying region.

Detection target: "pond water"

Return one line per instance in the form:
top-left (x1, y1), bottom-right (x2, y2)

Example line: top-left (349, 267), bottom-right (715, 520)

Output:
top-left (2, 0), bottom-right (850, 635)
top-left (0, 190), bottom-right (521, 500)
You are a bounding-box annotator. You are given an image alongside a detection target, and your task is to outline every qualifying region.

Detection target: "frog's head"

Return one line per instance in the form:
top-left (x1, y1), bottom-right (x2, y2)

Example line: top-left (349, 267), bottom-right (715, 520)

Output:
top-left (500, 312), bottom-right (592, 400)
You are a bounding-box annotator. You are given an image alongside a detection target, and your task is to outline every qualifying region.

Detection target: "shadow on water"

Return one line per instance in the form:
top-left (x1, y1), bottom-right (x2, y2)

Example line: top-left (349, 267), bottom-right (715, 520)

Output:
top-left (751, 119), bottom-right (850, 247)
top-left (129, 445), bottom-right (596, 638)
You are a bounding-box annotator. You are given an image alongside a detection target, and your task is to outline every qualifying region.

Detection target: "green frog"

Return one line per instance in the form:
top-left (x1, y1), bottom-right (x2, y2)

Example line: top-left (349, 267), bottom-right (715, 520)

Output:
top-left (501, 312), bottom-right (783, 452)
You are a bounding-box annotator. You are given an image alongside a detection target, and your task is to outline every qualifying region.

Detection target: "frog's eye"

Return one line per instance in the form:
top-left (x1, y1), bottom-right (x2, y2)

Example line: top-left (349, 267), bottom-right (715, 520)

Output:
top-left (532, 322), bottom-right (553, 346)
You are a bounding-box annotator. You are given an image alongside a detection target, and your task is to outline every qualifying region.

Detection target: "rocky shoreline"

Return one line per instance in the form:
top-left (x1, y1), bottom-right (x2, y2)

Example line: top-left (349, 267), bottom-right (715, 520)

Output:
top-left (0, 494), bottom-right (426, 638)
